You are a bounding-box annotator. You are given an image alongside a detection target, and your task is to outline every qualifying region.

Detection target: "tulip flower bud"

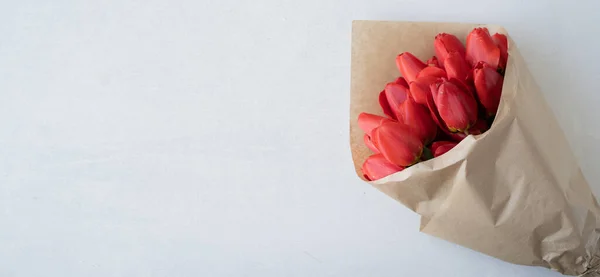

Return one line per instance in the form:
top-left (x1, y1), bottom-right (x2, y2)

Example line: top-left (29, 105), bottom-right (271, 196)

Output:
top-left (362, 153), bottom-right (404, 181)
top-left (473, 62), bottom-right (504, 116)
top-left (430, 78), bottom-right (478, 133)
top-left (371, 121), bottom-right (424, 167)
top-left (466, 28), bottom-right (501, 70)
top-left (434, 33), bottom-right (466, 67)
top-left (396, 52), bottom-right (427, 83)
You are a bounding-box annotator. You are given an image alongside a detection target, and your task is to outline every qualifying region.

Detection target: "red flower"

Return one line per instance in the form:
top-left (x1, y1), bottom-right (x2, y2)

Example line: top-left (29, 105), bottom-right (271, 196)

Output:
top-left (371, 121), bottom-right (424, 167)
top-left (362, 153), bottom-right (404, 181)
top-left (428, 78), bottom-right (478, 133)
top-left (396, 52), bottom-right (427, 83)
top-left (431, 141), bottom-right (458, 157)
top-left (434, 33), bottom-right (466, 67)
top-left (473, 62), bottom-right (504, 115)
top-left (466, 28), bottom-right (501, 70)
top-left (492, 33), bottom-right (508, 70)
top-left (397, 97), bottom-right (437, 144)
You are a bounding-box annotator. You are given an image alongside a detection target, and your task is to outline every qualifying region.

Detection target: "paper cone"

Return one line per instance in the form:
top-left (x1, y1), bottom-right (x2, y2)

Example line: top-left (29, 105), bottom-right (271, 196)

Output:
top-left (350, 21), bottom-right (600, 276)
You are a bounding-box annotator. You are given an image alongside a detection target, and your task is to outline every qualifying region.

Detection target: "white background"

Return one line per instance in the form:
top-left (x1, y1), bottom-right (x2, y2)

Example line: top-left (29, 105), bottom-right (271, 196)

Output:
top-left (1, 0), bottom-right (599, 276)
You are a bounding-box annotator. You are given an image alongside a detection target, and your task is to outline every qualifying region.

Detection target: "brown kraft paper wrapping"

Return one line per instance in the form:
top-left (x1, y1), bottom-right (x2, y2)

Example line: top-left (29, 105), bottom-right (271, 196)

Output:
top-left (349, 21), bottom-right (600, 276)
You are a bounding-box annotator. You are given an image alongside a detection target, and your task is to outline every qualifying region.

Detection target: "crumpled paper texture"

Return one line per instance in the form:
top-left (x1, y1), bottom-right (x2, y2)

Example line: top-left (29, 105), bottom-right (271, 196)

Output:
top-left (349, 21), bottom-right (600, 276)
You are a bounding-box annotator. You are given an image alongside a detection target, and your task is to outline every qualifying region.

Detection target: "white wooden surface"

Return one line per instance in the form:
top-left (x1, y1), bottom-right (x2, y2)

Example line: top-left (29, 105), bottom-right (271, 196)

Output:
top-left (1, 0), bottom-right (599, 276)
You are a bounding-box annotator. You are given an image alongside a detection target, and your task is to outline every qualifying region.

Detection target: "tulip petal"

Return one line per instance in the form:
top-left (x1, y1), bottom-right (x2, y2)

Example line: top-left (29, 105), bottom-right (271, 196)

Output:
top-left (426, 80), bottom-right (449, 130)
top-left (434, 33), bottom-right (466, 67)
top-left (448, 77), bottom-right (476, 99)
top-left (361, 153), bottom-right (404, 181)
top-left (416, 66), bottom-right (447, 79)
top-left (466, 27), bottom-right (501, 69)
top-left (394, 76), bottom-right (409, 87)
top-left (397, 97), bottom-right (437, 144)
top-left (409, 76), bottom-right (439, 105)
top-left (364, 134), bottom-right (379, 153)
top-left (433, 143), bottom-right (457, 157)
top-left (492, 33), bottom-right (508, 71)
top-left (396, 52), bottom-right (427, 83)
top-left (384, 82), bottom-right (410, 117)
top-left (357, 112), bottom-right (393, 136)
top-left (445, 132), bottom-right (468, 142)
top-left (372, 121), bottom-right (423, 167)
top-left (431, 141), bottom-right (455, 154)
top-left (444, 52), bottom-right (470, 83)
top-left (379, 90), bottom-right (396, 120)
top-left (473, 62), bottom-right (504, 115)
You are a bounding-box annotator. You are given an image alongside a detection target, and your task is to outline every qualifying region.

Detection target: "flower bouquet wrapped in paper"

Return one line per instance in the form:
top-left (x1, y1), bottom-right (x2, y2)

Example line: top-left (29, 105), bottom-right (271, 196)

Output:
top-left (350, 21), bottom-right (600, 276)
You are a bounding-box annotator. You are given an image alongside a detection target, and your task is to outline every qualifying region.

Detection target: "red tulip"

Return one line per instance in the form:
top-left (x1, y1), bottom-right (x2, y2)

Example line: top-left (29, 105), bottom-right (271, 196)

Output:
top-left (396, 52), bottom-right (427, 83)
top-left (466, 28), bottom-right (501, 70)
top-left (429, 78), bottom-right (478, 133)
top-left (384, 82), bottom-right (410, 118)
top-left (357, 112), bottom-right (394, 136)
top-left (409, 76), bottom-right (438, 105)
top-left (473, 62), bottom-right (504, 115)
top-left (444, 51), bottom-right (470, 83)
top-left (492, 33), bottom-right (508, 71)
top-left (362, 153), bottom-right (404, 181)
top-left (364, 134), bottom-right (379, 153)
top-left (371, 121), bottom-right (424, 167)
top-left (426, 56), bottom-right (440, 68)
top-left (431, 141), bottom-right (458, 157)
top-left (397, 97), bottom-right (437, 144)
top-left (434, 33), bottom-right (466, 67)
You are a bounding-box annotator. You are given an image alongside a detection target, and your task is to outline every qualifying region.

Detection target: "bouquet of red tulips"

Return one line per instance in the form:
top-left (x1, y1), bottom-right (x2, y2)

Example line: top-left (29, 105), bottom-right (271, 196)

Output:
top-left (350, 21), bottom-right (600, 276)
top-left (359, 27), bottom-right (507, 180)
